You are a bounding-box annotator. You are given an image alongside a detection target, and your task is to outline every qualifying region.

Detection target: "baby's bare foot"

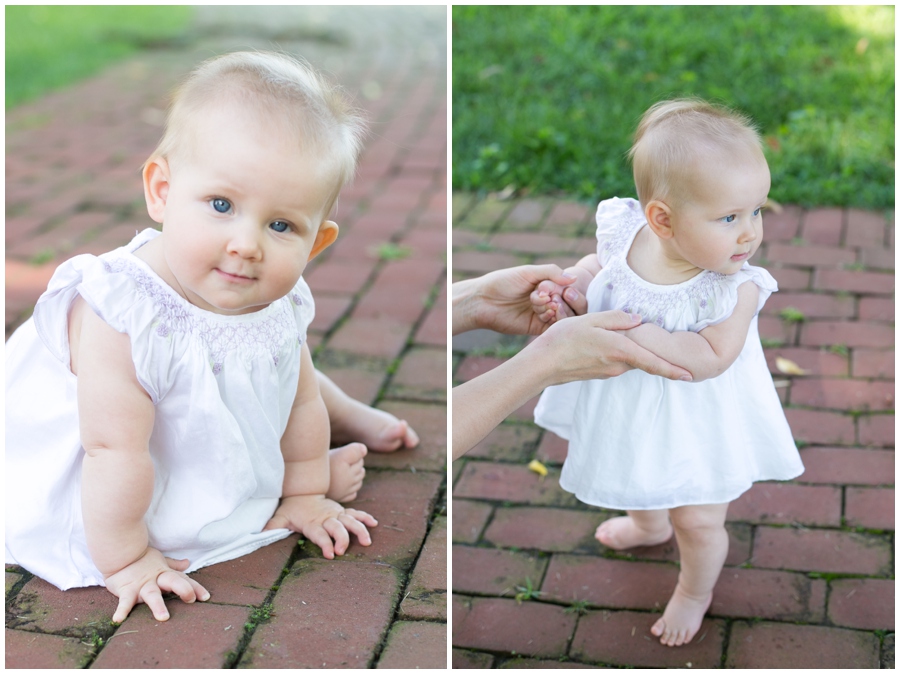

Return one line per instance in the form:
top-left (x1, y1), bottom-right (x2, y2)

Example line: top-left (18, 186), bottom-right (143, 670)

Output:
top-left (326, 443), bottom-right (367, 502)
top-left (331, 402), bottom-right (419, 453)
top-left (650, 584), bottom-right (713, 647)
top-left (595, 516), bottom-right (673, 550)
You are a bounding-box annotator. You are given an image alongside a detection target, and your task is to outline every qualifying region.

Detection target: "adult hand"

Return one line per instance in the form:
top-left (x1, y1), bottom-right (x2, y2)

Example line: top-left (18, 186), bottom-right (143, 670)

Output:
top-left (452, 264), bottom-right (583, 336)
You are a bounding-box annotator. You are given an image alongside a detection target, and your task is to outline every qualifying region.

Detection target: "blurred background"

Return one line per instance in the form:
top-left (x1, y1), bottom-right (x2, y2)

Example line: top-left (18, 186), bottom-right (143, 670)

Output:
top-left (452, 5), bottom-right (894, 209)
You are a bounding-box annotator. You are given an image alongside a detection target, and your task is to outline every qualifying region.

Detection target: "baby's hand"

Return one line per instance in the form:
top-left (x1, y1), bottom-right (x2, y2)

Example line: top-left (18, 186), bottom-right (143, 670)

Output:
top-left (263, 494), bottom-right (378, 559)
top-left (103, 547), bottom-right (210, 623)
top-left (531, 280), bottom-right (577, 324)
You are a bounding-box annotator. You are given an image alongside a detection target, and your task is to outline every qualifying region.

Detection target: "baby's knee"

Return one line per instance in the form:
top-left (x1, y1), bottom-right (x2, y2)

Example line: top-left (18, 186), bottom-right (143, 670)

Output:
top-left (669, 504), bottom-right (727, 538)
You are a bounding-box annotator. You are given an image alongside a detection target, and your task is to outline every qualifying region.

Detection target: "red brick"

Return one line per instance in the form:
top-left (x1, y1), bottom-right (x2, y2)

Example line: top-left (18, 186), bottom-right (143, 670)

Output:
top-left (713, 567), bottom-right (825, 622)
top-left (484, 506), bottom-right (602, 553)
top-left (243, 560), bottom-right (400, 668)
top-left (451, 500), bottom-right (493, 543)
top-left (310, 294), bottom-right (353, 332)
top-left (328, 315), bottom-right (410, 358)
top-left (758, 314), bottom-right (797, 345)
top-left (784, 408), bottom-right (855, 445)
top-left (5, 260), bottom-right (57, 315)
top-left (790, 378), bottom-right (894, 411)
top-left (452, 648), bottom-right (494, 669)
top-left (316, 365), bottom-right (385, 406)
top-left (451, 597), bottom-right (577, 658)
top-left (462, 198), bottom-right (513, 231)
top-left (501, 199), bottom-right (549, 229)
top-left (762, 205), bottom-right (802, 242)
top-left (502, 657), bottom-right (598, 668)
top-left (189, 535), bottom-right (297, 606)
top-left (765, 347), bottom-right (848, 377)
top-left (376, 621), bottom-right (446, 669)
top-left (453, 355), bottom-right (501, 383)
top-left (389, 346), bottom-right (447, 402)
top-left (765, 242), bottom-right (856, 267)
top-left (857, 413), bottom-right (894, 447)
top-left (452, 250), bottom-right (522, 274)
top-left (726, 621), bottom-right (879, 668)
top-left (468, 423), bottom-right (540, 462)
top-left (93, 601), bottom-right (251, 668)
top-left (451, 546), bottom-right (548, 596)
top-left (859, 297), bottom-right (894, 321)
top-left (798, 446), bottom-right (894, 485)
top-left (766, 266), bottom-right (811, 291)
top-left (845, 208), bottom-right (888, 248)
top-left (852, 349), bottom-right (895, 378)
top-left (801, 320), bottom-right (894, 349)
top-left (859, 246), bottom-right (894, 270)
top-left (814, 268), bottom-right (893, 295)
top-left (535, 430), bottom-right (568, 464)
top-left (546, 201), bottom-right (592, 228)
top-left (801, 207), bottom-right (843, 245)
top-left (763, 291), bottom-right (855, 319)
top-left (845, 487), bottom-right (894, 530)
top-left (400, 516), bottom-right (446, 620)
top-left (414, 290), bottom-right (446, 347)
top-left (453, 461), bottom-right (578, 507)
top-left (828, 578), bottom-right (895, 630)
top-left (541, 555), bottom-right (678, 610)
top-left (305, 257), bottom-right (378, 295)
top-left (728, 482), bottom-right (841, 526)
top-left (6, 577), bottom-right (117, 637)
top-left (570, 610), bottom-right (725, 668)
top-left (489, 232), bottom-right (579, 255)
top-left (752, 527), bottom-right (892, 575)
top-left (5, 628), bottom-right (94, 668)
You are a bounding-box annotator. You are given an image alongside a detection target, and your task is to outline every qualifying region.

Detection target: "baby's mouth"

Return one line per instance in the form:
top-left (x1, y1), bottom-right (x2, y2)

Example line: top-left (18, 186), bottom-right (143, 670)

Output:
top-left (215, 268), bottom-right (255, 282)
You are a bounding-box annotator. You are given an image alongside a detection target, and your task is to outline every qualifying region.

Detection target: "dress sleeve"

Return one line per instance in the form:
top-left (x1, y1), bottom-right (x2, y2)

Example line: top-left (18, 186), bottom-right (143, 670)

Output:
top-left (289, 277), bottom-right (316, 346)
top-left (689, 264), bottom-right (778, 332)
top-left (595, 197), bottom-right (644, 267)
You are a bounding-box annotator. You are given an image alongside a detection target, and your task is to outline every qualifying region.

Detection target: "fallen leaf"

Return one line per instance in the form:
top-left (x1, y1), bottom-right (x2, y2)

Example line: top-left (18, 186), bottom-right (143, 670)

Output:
top-left (776, 356), bottom-right (807, 375)
top-left (528, 459), bottom-right (548, 477)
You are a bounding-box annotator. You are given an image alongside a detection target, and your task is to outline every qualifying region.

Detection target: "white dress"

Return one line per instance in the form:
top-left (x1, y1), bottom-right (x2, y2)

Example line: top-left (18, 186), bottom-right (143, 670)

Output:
top-left (6, 229), bottom-right (314, 590)
top-left (535, 198), bottom-right (804, 510)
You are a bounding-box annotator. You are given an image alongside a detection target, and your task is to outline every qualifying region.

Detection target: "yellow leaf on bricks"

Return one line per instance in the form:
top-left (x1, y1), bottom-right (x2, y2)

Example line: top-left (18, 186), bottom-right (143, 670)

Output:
top-left (775, 356), bottom-right (807, 375)
top-left (528, 459), bottom-right (548, 477)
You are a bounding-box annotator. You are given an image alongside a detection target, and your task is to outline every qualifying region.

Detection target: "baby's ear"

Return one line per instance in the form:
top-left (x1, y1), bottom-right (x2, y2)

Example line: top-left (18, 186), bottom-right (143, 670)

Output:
top-left (645, 200), bottom-right (674, 240)
top-left (308, 220), bottom-right (339, 261)
top-left (142, 157), bottom-right (171, 224)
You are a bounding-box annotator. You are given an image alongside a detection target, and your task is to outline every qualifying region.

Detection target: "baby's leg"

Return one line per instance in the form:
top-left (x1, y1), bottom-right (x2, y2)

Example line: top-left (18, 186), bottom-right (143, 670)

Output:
top-left (317, 370), bottom-right (419, 452)
top-left (595, 509), bottom-right (673, 549)
top-left (651, 503), bottom-right (729, 647)
top-left (326, 443), bottom-right (367, 503)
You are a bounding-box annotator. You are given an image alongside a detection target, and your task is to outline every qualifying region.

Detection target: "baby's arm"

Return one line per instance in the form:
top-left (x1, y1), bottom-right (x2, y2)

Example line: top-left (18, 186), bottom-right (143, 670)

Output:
top-left (622, 282), bottom-right (760, 382)
top-left (262, 343), bottom-right (377, 558)
top-left (531, 254), bottom-right (601, 323)
top-left (76, 302), bottom-right (208, 622)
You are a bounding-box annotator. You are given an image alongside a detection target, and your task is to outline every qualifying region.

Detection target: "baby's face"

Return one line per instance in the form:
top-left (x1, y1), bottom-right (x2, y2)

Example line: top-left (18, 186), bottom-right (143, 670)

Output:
top-left (153, 103), bottom-right (339, 315)
top-left (667, 152), bottom-right (770, 275)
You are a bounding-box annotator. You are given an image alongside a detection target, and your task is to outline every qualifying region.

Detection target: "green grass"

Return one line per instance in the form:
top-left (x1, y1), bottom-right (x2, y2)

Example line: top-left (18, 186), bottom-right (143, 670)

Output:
top-left (452, 6), bottom-right (894, 209)
top-left (6, 6), bottom-right (193, 109)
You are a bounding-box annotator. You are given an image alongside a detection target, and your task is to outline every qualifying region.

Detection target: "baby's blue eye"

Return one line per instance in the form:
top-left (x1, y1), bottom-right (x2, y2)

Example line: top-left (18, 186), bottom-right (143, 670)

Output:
top-left (270, 221), bottom-right (290, 233)
top-left (722, 214), bottom-right (736, 223)
top-left (753, 207), bottom-right (762, 216)
top-left (212, 198), bottom-right (231, 214)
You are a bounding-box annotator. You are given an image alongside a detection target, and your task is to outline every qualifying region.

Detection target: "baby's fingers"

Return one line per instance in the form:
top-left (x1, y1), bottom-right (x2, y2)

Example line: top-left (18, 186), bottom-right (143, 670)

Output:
top-left (112, 590), bottom-right (139, 624)
top-left (304, 524), bottom-right (336, 560)
top-left (342, 508), bottom-right (378, 528)
top-left (158, 570), bottom-right (210, 605)
top-left (139, 581), bottom-right (170, 622)
top-left (324, 517), bottom-right (351, 556)
top-left (339, 513), bottom-right (373, 547)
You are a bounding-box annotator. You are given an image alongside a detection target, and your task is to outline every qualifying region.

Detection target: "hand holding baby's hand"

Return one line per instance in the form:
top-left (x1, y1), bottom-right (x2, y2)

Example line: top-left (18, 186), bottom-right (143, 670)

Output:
top-left (531, 280), bottom-right (577, 324)
top-left (104, 547), bottom-right (210, 623)
top-left (263, 494), bottom-right (377, 559)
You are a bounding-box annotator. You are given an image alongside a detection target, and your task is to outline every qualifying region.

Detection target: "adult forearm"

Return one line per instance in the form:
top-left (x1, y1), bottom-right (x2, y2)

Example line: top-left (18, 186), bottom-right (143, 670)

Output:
top-left (452, 277), bottom-right (481, 335)
top-left (81, 449), bottom-right (154, 576)
top-left (452, 347), bottom-right (553, 460)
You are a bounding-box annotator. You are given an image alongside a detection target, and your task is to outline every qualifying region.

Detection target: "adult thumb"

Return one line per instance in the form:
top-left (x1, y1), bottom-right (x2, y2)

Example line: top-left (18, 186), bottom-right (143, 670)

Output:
top-left (589, 310), bottom-right (643, 330)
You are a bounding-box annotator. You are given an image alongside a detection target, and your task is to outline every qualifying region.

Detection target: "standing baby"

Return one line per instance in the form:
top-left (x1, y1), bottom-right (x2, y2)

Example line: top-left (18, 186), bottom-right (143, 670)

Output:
top-left (532, 99), bottom-right (804, 646)
top-left (6, 51), bottom-right (416, 623)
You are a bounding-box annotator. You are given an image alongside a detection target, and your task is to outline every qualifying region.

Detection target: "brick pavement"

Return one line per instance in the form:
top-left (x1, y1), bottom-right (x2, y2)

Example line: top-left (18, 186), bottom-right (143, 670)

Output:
top-left (5, 7), bottom-right (447, 669)
top-left (452, 195), bottom-right (894, 668)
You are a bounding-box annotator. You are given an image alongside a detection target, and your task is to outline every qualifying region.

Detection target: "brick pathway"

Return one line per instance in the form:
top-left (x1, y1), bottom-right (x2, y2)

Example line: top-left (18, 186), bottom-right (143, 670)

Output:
top-left (5, 7), bottom-right (446, 668)
top-left (452, 195), bottom-right (894, 668)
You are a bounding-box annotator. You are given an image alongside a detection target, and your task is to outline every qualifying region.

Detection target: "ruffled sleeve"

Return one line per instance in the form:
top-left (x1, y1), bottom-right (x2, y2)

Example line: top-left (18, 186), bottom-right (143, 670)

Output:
top-left (288, 276), bottom-right (315, 345)
top-left (32, 254), bottom-right (97, 367)
top-left (689, 264), bottom-right (778, 332)
top-left (595, 197), bottom-right (645, 267)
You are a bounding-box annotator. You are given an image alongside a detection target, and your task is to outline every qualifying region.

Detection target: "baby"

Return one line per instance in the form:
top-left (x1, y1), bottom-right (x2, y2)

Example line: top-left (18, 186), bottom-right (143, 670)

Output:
top-left (5, 51), bottom-right (416, 624)
top-left (531, 99), bottom-right (804, 646)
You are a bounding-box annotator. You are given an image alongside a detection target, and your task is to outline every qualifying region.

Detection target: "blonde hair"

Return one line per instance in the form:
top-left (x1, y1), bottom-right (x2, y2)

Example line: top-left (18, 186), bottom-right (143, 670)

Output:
top-left (628, 98), bottom-right (764, 207)
top-left (149, 50), bottom-right (367, 190)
